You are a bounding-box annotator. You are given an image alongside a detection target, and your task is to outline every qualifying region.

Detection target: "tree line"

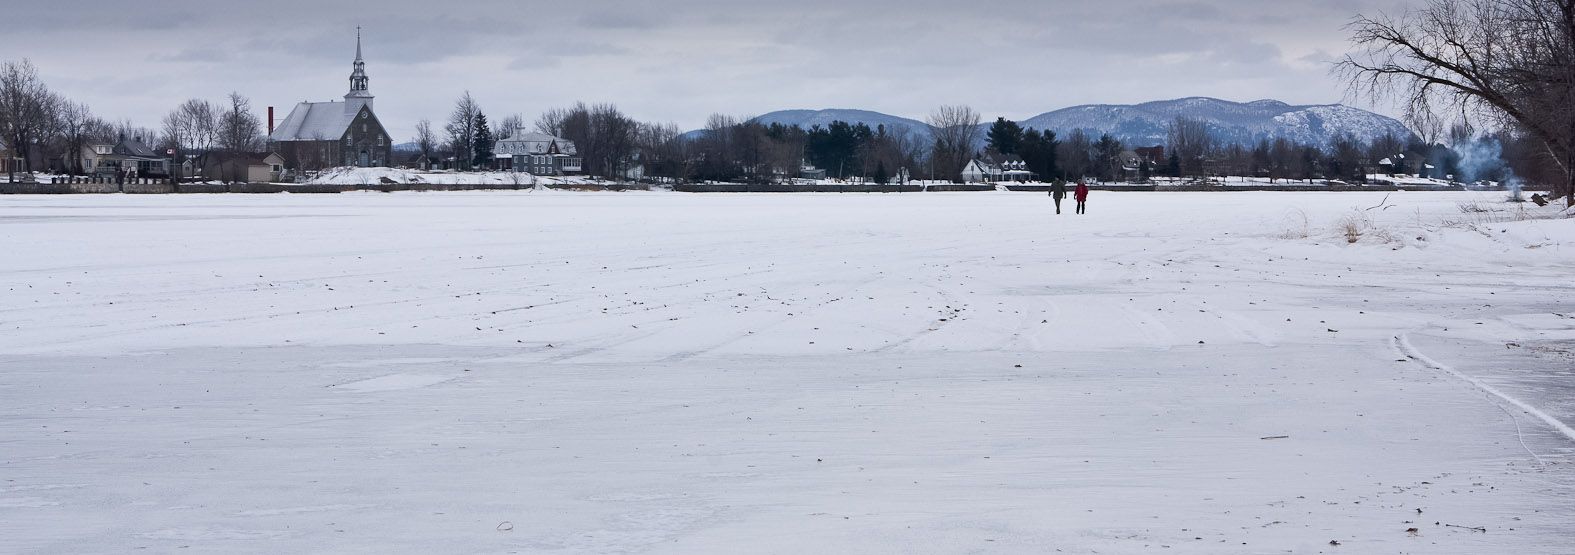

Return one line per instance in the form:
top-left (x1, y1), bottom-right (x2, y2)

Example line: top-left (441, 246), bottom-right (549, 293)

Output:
top-left (412, 88), bottom-right (1553, 187)
top-left (11, 0), bottom-right (1573, 197)
top-left (0, 59), bottom-right (267, 182)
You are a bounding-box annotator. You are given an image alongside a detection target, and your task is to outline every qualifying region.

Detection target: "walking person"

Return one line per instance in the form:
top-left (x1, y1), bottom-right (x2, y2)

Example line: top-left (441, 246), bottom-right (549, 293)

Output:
top-left (1074, 181), bottom-right (1089, 214)
top-left (1049, 178), bottom-right (1067, 214)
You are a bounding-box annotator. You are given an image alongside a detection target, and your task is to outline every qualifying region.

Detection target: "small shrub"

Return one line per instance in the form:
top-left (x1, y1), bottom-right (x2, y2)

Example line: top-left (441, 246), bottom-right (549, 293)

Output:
top-left (1336, 209), bottom-right (1396, 244)
top-left (1457, 200), bottom-right (1494, 213)
top-left (1279, 208), bottom-right (1310, 239)
top-left (1338, 210), bottom-right (1370, 243)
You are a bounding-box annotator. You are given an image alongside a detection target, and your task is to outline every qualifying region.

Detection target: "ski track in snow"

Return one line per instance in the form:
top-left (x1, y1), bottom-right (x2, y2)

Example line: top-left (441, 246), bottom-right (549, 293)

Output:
top-left (1395, 332), bottom-right (1575, 443)
top-left (2, 191), bottom-right (1573, 554)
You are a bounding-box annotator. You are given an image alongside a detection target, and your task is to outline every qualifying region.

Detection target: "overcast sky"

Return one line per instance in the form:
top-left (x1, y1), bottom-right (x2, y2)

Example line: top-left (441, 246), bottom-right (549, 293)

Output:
top-left (4, 0), bottom-right (1420, 142)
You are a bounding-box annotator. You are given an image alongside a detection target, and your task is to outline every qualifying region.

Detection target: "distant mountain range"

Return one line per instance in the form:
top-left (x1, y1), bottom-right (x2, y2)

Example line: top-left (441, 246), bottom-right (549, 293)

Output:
top-left (1020, 97), bottom-right (1415, 149)
top-left (685, 98), bottom-right (1415, 150)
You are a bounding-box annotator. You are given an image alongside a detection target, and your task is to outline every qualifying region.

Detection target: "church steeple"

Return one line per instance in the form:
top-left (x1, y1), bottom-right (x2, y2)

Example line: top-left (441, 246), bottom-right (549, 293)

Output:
top-left (345, 26), bottom-right (373, 115)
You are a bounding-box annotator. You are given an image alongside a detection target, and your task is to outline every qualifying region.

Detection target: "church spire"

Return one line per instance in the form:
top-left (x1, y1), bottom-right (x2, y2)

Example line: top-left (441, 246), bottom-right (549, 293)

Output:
top-left (345, 26), bottom-right (373, 115)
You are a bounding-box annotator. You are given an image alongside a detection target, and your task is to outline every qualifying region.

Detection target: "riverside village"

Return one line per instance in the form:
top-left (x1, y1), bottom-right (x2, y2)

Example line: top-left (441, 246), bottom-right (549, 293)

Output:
top-left (3, 4), bottom-right (1574, 554)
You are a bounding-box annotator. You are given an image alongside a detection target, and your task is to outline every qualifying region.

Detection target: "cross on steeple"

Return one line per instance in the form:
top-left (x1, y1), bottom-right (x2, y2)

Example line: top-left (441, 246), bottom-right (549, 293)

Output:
top-left (345, 26), bottom-right (373, 114)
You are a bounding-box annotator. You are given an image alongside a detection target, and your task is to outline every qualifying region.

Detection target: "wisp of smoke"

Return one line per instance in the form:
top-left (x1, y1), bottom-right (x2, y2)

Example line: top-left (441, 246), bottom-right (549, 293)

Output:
top-left (1453, 137), bottom-right (1521, 201)
top-left (1453, 138), bottom-right (1507, 183)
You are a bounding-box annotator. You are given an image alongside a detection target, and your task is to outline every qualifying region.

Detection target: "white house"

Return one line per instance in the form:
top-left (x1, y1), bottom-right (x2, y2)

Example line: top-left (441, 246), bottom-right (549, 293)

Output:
top-left (80, 137), bottom-right (169, 177)
top-left (962, 153), bottom-right (1033, 183)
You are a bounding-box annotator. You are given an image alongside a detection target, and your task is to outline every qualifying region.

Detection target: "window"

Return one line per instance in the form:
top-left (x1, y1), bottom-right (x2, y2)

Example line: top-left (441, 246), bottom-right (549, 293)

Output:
top-left (377, 135), bottom-right (383, 146)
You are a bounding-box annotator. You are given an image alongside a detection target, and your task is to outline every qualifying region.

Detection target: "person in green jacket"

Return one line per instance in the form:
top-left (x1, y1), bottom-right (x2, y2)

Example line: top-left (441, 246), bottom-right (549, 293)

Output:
top-left (1049, 178), bottom-right (1067, 214)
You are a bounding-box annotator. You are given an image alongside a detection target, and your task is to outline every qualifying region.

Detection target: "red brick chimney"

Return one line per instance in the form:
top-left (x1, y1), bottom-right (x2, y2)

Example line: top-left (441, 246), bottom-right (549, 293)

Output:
top-left (268, 106), bottom-right (274, 136)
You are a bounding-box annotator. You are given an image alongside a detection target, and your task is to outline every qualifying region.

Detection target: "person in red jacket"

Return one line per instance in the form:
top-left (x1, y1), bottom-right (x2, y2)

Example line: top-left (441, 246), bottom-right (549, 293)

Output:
top-left (1074, 181), bottom-right (1089, 214)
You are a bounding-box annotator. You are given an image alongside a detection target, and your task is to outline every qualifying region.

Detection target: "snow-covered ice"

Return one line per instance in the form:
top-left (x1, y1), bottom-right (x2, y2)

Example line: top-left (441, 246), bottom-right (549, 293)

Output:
top-left (2, 191), bottom-right (1573, 553)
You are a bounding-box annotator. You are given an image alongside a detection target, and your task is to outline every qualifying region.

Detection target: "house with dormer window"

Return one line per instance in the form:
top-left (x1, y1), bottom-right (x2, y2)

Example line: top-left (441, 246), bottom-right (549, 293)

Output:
top-left (962, 152), bottom-right (1033, 183)
top-left (491, 128), bottom-right (582, 175)
top-left (80, 136), bottom-right (169, 177)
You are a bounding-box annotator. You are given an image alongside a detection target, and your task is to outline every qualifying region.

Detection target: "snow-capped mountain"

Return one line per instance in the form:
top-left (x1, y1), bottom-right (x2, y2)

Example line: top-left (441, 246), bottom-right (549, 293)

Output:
top-left (684, 99), bottom-right (1414, 150)
top-left (1019, 97), bottom-right (1414, 148)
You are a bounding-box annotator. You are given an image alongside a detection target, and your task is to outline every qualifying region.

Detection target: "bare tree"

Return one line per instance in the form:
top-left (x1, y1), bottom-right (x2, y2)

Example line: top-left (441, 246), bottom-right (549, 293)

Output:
top-left (414, 119), bottom-right (436, 162)
top-left (1338, 0), bottom-right (1575, 203)
top-left (926, 105), bottom-right (981, 182)
top-left (590, 103), bottom-right (636, 180)
top-left (635, 121), bottom-right (687, 183)
top-left (113, 119), bottom-right (157, 145)
top-left (1329, 132), bottom-right (1366, 181)
top-left (534, 107), bottom-right (571, 137)
top-left (1057, 128), bottom-right (1093, 180)
top-left (445, 91), bottom-right (481, 170)
top-left (160, 112), bottom-right (189, 181)
top-left (161, 99), bottom-right (220, 181)
top-left (1166, 116), bottom-right (1213, 178)
top-left (862, 125), bottom-right (918, 184)
top-left (549, 102), bottom-right (637, 179)
top-left (690, 113), bottom-right (738, 181)
top-left (54, 101), bottom-right (103, 174)
top-left (0, 59), bottom-right (58, 180)
top-left (218, 92), bottom-right (262, 152)
top-left (494, 113), bottom-right (525, 141)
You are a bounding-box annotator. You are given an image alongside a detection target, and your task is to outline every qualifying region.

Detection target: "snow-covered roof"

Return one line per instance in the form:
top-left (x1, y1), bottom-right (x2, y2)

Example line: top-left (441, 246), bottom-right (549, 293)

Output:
top-left (495, 130), bottom-right (578, 156)
top-left (507, 131), bottom-right (559, 142)
top-left (270, 101), bottom-right (354, 142)
top-left (113, 137), bottom-right (160, 158)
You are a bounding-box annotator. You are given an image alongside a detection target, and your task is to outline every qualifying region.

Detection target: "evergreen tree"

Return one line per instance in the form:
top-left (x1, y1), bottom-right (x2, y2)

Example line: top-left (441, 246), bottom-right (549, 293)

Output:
top-left (1167, 151), bottom-right (1181, 178)
top-left (874, 160), bottom-right (889, 185)
top-left (471, 112), bottom-right (494, 170)
top-left (805, 120), bottom-right (872, 179)
top-left (985, 117), bottom-right (1024, 155)
top-left (1018, 129), bottom-right (1059, 181)
top-left (1094, 134), bottom-right (1123, 182)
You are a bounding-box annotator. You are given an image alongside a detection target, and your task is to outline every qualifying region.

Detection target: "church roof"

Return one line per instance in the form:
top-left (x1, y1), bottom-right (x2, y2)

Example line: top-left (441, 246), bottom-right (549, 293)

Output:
top-left (270, 101), bottom-right (355, 142)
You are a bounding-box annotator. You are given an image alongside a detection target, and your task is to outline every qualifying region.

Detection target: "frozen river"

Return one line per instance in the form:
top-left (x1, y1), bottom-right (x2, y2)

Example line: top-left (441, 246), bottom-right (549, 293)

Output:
top-left (2, 190), bottom-right (1573, 553)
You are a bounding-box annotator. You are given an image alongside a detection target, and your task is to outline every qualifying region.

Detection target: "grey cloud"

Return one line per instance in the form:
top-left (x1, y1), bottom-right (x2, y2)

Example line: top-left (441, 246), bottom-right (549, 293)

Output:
top-left (1163, 2), bottom-right (1231, 21)
top-left (148, 48), bottom-right (234, 64)
top-left (506, 57), bottom-right (562, 71)
top-left (1298, 49), bottom-right (1339, 65)
top-left (0, 0), bottom-right (1431, 137)
top-left (577, 11), bottom-right (669, 30)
